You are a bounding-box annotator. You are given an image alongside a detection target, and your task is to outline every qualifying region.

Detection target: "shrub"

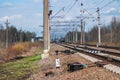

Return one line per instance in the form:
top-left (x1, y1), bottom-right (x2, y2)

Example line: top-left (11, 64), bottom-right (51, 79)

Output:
top-left (12, 43), bottom-right (25, 53)
top-left (6, 43), bottom-right (25, 60)
top-left (3, 42), bottom-right (43, 61)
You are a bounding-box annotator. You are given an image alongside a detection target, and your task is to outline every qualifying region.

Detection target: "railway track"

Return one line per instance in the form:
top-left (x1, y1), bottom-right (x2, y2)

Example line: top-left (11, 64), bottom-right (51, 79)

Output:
top-left (86, 44), bottom-right (120, 50)
top-left (58, 43), bottom-right (120, 67)
top-left (77, 45), bottom-right (120, 57)
top-left (65, 43), bottom-right (120, 56)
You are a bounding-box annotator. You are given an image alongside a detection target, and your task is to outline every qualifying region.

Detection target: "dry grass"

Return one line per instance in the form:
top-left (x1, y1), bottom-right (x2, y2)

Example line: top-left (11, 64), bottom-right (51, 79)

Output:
top-left (0, 42), bottom-right (43, 62)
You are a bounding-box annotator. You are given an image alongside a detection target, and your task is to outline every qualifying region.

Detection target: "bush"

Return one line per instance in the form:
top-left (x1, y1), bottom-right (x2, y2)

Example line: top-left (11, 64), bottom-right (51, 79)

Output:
top-left (3, 42), bottom-right (43, 61)
top-left (6, 43), bottom-right (25, 60)
top-left (12, 43), bottom-right (25, 53)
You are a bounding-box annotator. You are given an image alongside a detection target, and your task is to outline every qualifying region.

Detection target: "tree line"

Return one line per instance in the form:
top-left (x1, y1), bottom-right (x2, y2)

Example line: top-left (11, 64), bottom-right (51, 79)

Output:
top-left (64, 17), bottom-right (120, 46)
top-left (0, 24), bottom-right (36, 47)
top-left (87, 17), bottom-right (120, 46)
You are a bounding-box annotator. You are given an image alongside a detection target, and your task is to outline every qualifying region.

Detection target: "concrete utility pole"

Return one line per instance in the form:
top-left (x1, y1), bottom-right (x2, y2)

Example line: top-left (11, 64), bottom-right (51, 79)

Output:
top-left (67, 31), bottom-right (69, 43)
top-left (73, 27), bottom-right (75, 43)
top-left (83, 21), bottom-right (85, 44)
top-left (81, 19), bottom-right (83, 44)
top-left (69, 32), bottom-right (71, 43)
top-left (80, 3), bottom-right (84, 45)
top-left (75, 28), bottom-right (78, 43)
top-left (5, 19), bottom-right (9, 48)
top-left (20, 27), bottom-right (23, 42)
top-left (97, 8), bottom-right (101, 46)
top-left (70, 30), bottom-right (72, 43)
top-left (43, 0), bottom-right (49, 55)
top-left (67, 35), bottom-right (69, 42)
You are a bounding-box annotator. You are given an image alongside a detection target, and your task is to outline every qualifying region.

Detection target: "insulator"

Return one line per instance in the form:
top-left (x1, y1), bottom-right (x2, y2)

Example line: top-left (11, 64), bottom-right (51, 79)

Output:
top-left (81, 3), bottom-right (83, 6)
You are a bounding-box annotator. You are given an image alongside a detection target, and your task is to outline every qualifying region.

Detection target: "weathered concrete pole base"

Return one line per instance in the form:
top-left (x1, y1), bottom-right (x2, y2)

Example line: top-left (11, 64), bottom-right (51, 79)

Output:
top-left (41, 53), bottom-right (49, 59)
top-left (41, 49), bottom-right (50, 59)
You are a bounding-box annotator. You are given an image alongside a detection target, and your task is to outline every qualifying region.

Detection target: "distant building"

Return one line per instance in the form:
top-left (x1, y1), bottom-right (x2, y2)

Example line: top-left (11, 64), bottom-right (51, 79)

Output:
top-left (31, 38), bottom-right (34, 43)
top-left (35, 37), bottom-right (43, 41)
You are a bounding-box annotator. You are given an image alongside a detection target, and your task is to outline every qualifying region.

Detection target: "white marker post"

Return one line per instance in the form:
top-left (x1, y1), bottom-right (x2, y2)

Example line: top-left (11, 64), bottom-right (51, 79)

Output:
top-left (56, 58), bottom-right (60, 68)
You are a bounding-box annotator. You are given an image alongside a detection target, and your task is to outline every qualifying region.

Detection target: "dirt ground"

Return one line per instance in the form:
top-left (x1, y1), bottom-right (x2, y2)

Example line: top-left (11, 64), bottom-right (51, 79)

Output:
top-left (29, 43), bottom-right (120, 80)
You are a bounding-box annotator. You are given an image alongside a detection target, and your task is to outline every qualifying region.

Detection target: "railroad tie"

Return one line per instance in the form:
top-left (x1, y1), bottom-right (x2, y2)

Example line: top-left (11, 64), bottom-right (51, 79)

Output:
top-left (76, 52), bottom-right (102, 63)
top-left (104, 64), bottom-right (120, 75)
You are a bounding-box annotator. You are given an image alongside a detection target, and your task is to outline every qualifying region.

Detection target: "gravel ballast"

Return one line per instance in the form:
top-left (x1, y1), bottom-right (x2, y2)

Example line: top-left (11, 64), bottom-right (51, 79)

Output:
top-left (29, 43), bottom-right (120, 80)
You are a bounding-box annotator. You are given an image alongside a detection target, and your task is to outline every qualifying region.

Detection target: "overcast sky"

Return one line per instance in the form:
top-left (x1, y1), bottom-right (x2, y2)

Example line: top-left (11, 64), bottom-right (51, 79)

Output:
top-left (0, 0), bottom-right (120, 37)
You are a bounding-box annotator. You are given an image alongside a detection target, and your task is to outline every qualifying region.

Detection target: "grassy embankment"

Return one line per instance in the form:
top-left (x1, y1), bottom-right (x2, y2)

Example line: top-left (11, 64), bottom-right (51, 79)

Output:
top-left (0, 42), bottom-right (42, 80)
top-left (0, 54), bottom-right (41, 80)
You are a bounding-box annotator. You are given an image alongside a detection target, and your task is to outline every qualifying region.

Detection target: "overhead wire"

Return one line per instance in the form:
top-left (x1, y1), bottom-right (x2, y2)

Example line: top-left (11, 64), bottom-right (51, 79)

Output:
top-left (80, 0), bottom-right (116, 22)
top-left (50, 0), bottom-right (77, 20)
top-left (98, 0), bottom-right (104, 6)
top-left (51, 0), bottom-right (116, 29)
top-left (76, 0), bottom-right (101, 27)
top-left (82, 0), bottom-right (100, 18)
top-left (50, 0), bottom-right (78, 30)
top-left (76, 0), bottom-right (96, 21)
top-left (53, 0), bottom-right (79, 28)
top-left (100, 0), bottom-right (115, 10)
top-left (62, 0), bottom-right (78, 18)
top-left (83, 0), bottom-right (116, 16)
top-left (64, 0), bottom-right (76, 11)
top-left (84, 9), bottom-right (97, 20)
top-left (77, 0), bottom-right (81, 8)
top-left (98, 0), bottom-right (116, 15)
top-left (50, 7), bottom-right (65, 19)
top-left (84, 0), bottom-right (96, 9)
top-left (92, 0), bottom-right (104, 8)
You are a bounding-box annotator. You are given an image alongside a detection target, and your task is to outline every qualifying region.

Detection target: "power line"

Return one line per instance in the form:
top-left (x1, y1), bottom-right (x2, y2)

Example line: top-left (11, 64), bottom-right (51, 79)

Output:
top-left (62, 0), bottom-right (77, 18)
top-left (98, 0), bottom-right (104, 5)
top-left (50, 0), bottom-right (76, 20)
top-left (100, 0), bottom-right (115, 10)
top-left (64, 0), bottom-right (77, 11)
top-left (84, 9), bottom-right (97, 20)
top-left (84, 0), bottom-right (96, 9)
top-left (50, 7), bottom-right (64, 19)
top-left (77, 0), bottom-right (81, 9)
